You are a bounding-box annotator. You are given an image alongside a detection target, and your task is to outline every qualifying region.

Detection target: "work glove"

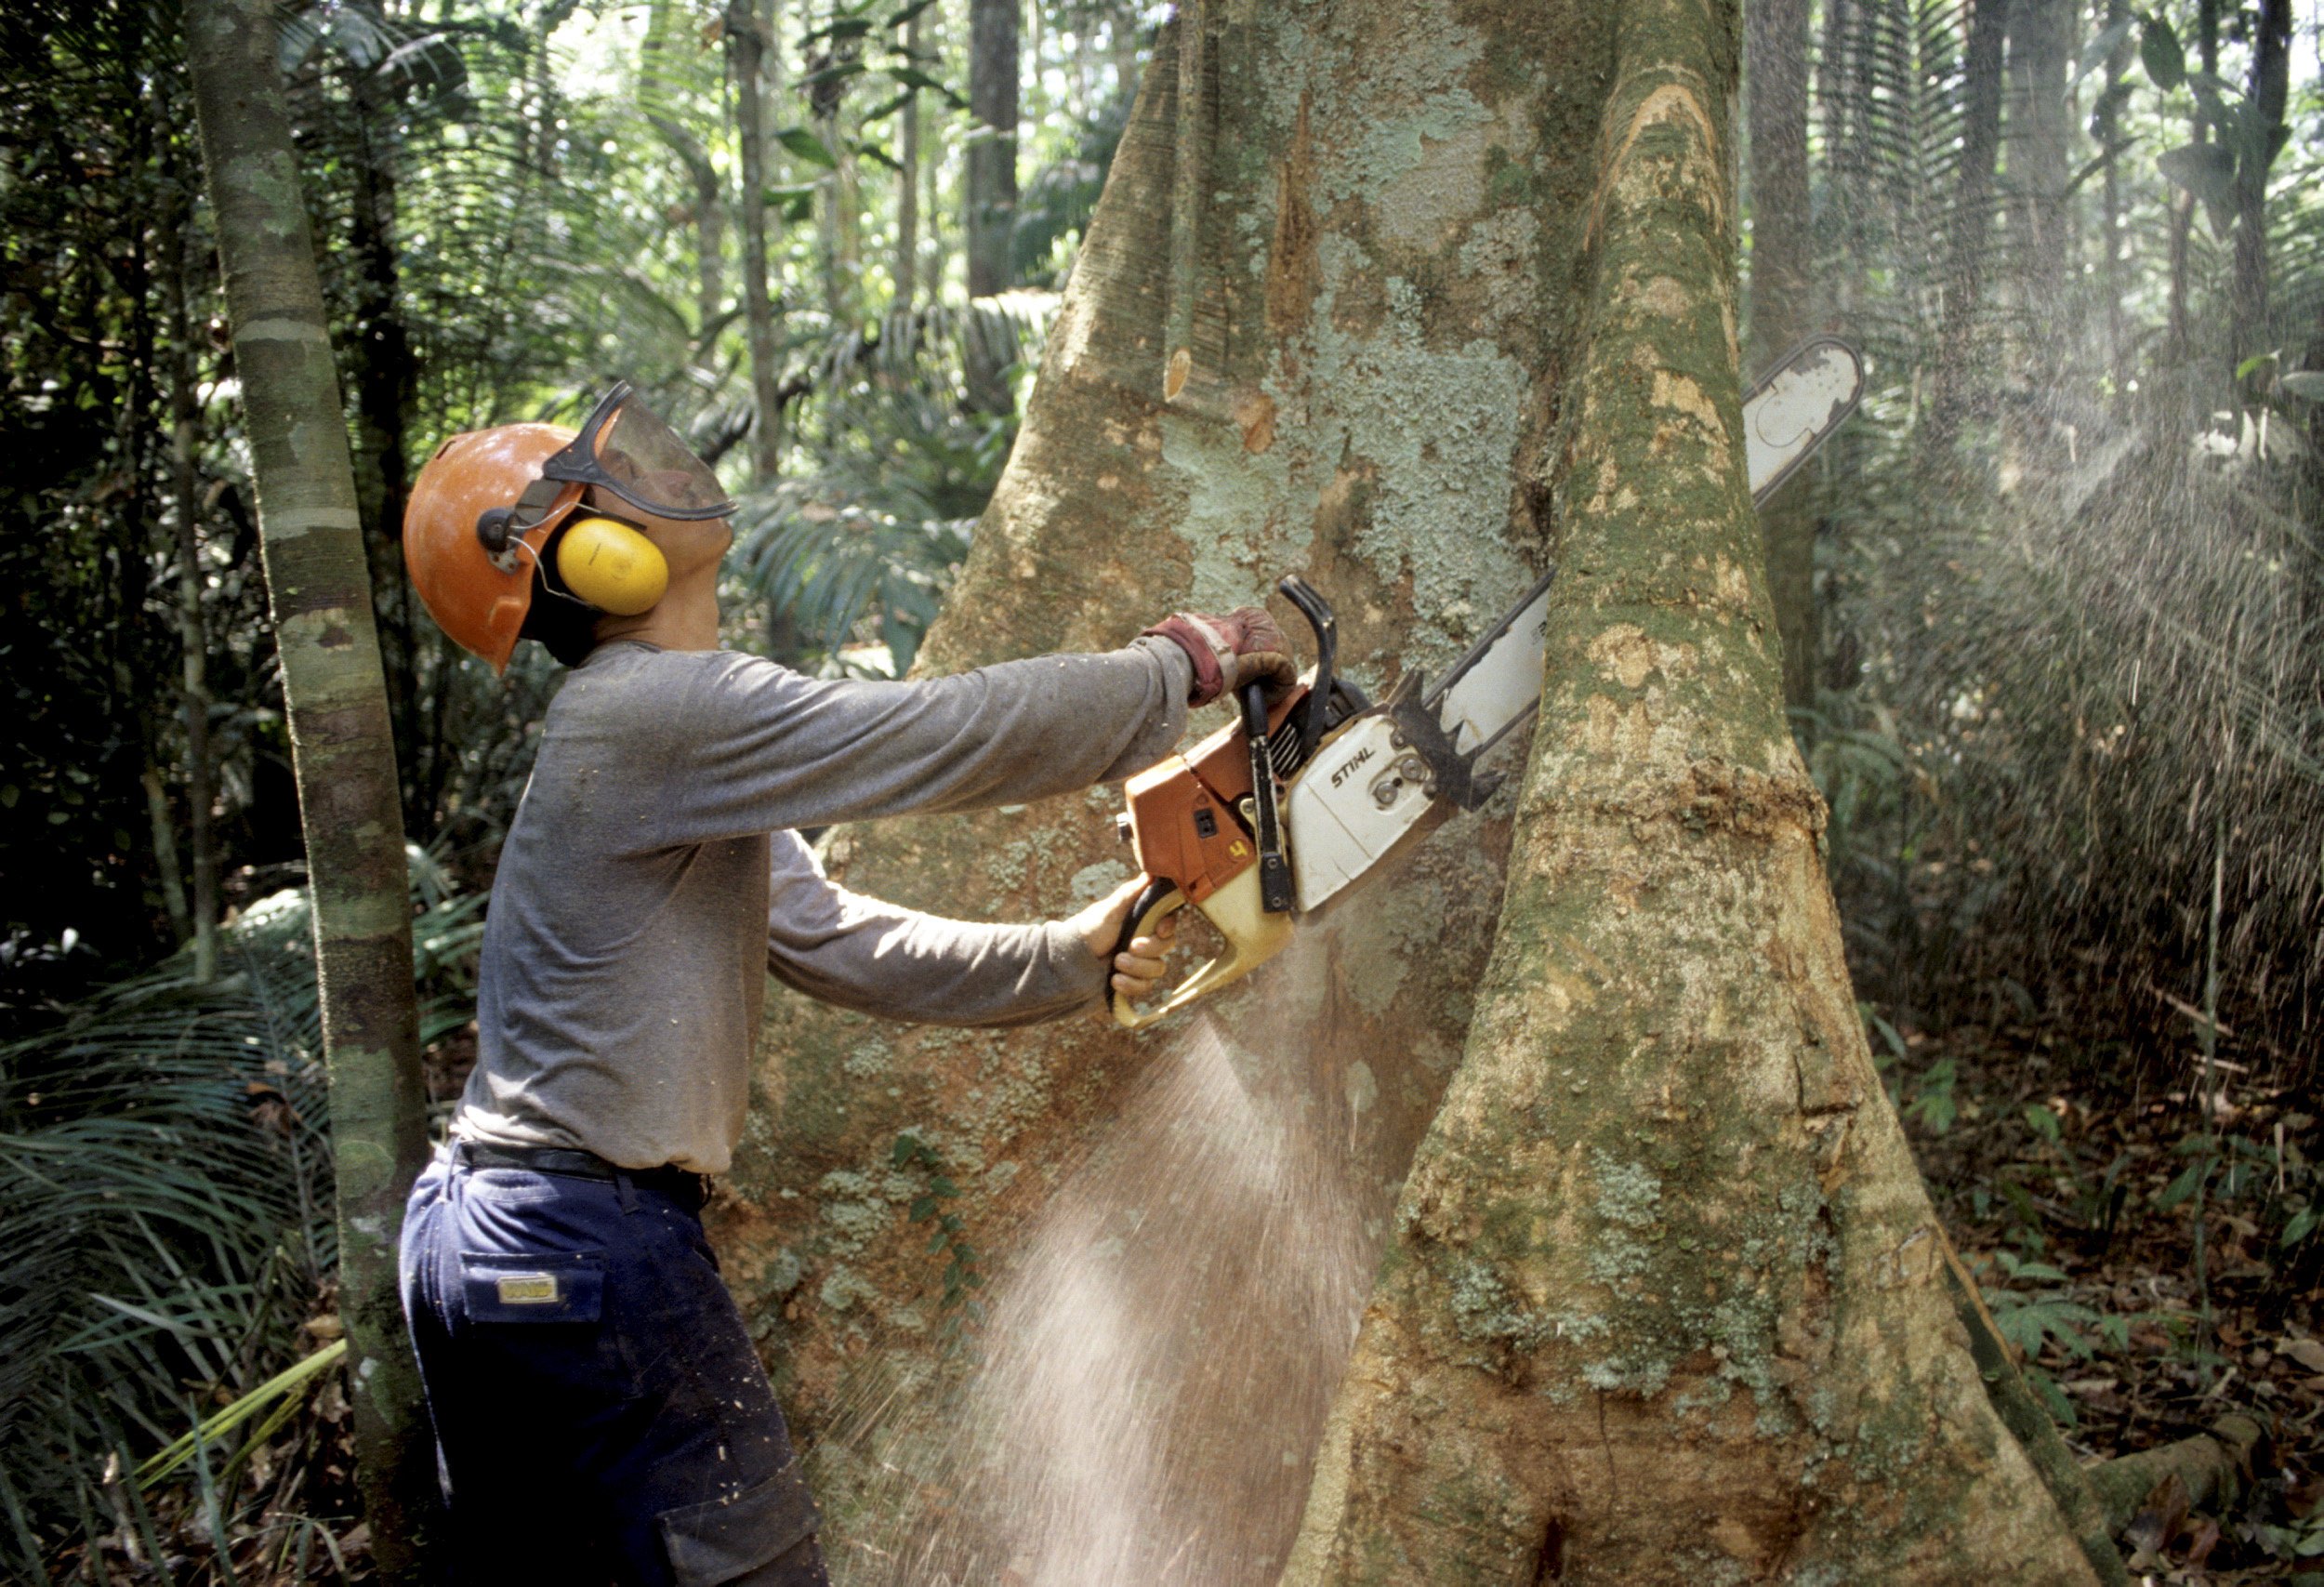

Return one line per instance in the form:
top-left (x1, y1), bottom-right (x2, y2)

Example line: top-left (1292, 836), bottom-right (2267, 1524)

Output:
top-left (1143, 606), bottom-right (1298, 708)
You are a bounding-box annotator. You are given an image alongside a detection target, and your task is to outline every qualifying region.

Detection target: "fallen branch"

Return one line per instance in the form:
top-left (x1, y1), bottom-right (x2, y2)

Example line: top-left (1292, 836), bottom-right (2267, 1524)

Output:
top-left (2083, 1414), bottom-right (2265, 1535)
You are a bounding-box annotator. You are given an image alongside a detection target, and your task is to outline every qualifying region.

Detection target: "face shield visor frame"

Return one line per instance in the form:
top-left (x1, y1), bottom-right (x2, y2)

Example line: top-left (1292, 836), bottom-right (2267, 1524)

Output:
top-left (503, 381), bottom-right (736, 537)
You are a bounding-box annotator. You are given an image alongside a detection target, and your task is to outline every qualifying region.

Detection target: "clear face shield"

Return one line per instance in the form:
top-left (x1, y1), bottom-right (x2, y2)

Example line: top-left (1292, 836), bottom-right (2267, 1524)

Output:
top-left (499, 381), bottom-right (736, 543)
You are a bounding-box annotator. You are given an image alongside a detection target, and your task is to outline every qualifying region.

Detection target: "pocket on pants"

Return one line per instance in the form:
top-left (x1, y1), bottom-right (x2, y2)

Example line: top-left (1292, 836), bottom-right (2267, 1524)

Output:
top-left (656, 1459), bottom-right (823, 1586)
top-left (456, 1250), bottom-right (639, 1398)
top-left (459, 1250), bottom-right (605, 1321)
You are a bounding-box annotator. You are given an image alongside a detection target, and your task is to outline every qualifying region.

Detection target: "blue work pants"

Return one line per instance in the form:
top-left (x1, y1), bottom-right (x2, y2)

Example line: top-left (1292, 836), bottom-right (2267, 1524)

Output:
top-left (399, 1149), bottom-right (826, 1585)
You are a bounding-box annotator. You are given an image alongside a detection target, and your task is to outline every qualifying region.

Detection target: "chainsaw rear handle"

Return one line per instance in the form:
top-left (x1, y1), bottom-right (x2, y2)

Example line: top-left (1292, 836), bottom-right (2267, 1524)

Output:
top-left (1108, 866), bottom-right (1297, 1031)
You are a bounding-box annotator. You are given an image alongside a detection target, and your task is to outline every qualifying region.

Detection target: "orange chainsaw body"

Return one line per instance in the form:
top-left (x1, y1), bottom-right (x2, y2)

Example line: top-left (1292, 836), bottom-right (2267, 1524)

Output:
top-left (1117, 686), bottom-right (1306, 906)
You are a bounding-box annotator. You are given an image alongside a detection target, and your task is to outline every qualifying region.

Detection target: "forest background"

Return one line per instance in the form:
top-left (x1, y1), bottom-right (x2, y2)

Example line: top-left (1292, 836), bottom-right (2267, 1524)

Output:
top-left (2, 0), bottom-right (2322, 1580)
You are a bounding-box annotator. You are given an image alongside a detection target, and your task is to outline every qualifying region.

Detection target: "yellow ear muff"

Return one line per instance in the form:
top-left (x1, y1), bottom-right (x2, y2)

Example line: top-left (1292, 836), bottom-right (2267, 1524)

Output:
top-left (555, 516), bottom-right (668, 615)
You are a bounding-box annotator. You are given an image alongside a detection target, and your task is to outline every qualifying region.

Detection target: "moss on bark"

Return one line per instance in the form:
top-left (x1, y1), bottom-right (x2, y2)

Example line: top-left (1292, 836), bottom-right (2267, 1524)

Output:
top-left (723, 2), bottom-right (2116, 1580)
top-left (1280, 0), bottom-right (2119, 1580)
top-left (183, 0), bottom-right (434, 1571)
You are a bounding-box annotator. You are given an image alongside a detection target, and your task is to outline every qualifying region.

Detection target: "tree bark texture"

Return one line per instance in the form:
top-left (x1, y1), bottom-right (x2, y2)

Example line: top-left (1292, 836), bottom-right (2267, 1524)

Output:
top-left (709, 0), bottom-right (2112, 1581)
top-left (730, 0), bottom-right (785, 483)
top-left (963, 0), bottom-right (1019, 410)
top-left (182, 0), bottom-right (434, 1570)
top-left (1278, 0), bottom-right (2114, 1580)
top-left (2085, 1415), bottom-right (2263, 1533)
top-left (1744, 0), bottom-right (1816, 720)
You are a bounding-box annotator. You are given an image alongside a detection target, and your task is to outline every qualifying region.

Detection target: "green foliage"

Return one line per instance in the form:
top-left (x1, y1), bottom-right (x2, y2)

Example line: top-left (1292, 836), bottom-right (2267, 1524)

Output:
top-left (0, 851), bottom-right (481, 1574)
top-left (1901, 1055), bottom-right (1960, 1135)
top-left (728, 299), bottom-right (1051, 672)
top-left (892, 1131), bottom-right (984, 1333)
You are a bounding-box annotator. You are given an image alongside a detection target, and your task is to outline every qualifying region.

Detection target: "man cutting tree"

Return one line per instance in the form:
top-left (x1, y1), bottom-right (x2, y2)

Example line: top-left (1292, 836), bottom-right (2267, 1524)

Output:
top-left (397, 381), bottom-right (1292, 1584)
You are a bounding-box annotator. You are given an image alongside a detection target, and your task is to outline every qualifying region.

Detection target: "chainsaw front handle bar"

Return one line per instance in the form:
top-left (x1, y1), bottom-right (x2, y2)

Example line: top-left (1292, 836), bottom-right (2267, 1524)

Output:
top-left (1108, 868), bottom-right (1297, 1031)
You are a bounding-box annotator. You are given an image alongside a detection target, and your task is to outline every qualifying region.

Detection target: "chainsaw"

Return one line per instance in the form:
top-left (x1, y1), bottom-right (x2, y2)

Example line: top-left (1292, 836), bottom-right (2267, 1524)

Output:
top-left (1109, 336), bottom-right (1866, 1029)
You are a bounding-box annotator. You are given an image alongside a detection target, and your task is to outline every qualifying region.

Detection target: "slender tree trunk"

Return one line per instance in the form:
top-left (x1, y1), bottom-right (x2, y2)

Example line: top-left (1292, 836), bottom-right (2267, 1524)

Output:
top-left (1286, 1), bottom-right (2115, 1578)
top-left (1928, 0), bottom-right (2011, 455)
top-left (346, 63), bottom-right (424, 840)
top-left (162, 136), bottom-right (220, 983)
top-left (142, 762), bottom-right (192, 946)
top-left (730, 0), bottom-right (786, 483)
top-left (182, 0), bottom-right (434, 1570)
top-left (709, 2), bottom-right (2115, 1581)
top-left (1746, 0), bottom-right (1816, 722)
top-left (2232, 0), bottom-right (2291, 397)
top-left (651, 114), bottom-right (728, 336)
top-left (2098, 0), bottom-right (2132, 399)
top-left (2168, 0), bottom-right (2222, 377)
top-left (964, 0), bottom-right (1019, 410)
top-left (921, 1), bottom-right (948, 298)
top-left (895, 12), bottom-right (922, 313)
top-left (2007, 0), bottom-right (2074, 349)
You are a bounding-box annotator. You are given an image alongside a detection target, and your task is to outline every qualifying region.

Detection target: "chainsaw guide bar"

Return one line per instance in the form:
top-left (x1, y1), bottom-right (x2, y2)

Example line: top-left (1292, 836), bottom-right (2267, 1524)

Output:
top-left (1111, 338), bottom-right (1866, 1027)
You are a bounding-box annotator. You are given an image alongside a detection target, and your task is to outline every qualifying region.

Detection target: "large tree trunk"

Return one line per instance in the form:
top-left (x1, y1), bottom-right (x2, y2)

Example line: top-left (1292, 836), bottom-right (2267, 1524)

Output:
top-left (711, 1), bottom-right (2115, 1581)
top-left (1746, 0), bottom-right (1816, 721)
top-left (183, 0), bottom-right (435, 1571)
top-left (1283, 1), bottom-right (2113, 1580)
top-left (962, 0), bottom-right (1018, 411)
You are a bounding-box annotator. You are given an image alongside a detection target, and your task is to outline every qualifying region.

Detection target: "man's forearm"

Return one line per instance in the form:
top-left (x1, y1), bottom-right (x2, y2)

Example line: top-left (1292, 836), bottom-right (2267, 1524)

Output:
top-left (769, 892), bottom-right (1103, 1025)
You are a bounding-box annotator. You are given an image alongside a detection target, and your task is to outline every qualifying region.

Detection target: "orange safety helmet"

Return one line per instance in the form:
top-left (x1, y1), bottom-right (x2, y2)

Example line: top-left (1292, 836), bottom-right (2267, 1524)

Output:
top-left (403, 382), bottom-right (737, 672)
top-left (403, 422), bottom-right (584, 673)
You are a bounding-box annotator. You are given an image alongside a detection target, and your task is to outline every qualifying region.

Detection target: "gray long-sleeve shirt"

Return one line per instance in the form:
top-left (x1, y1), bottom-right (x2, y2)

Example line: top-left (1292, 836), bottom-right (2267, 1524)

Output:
top-left (455, 638), bottom-right (1193, 1173)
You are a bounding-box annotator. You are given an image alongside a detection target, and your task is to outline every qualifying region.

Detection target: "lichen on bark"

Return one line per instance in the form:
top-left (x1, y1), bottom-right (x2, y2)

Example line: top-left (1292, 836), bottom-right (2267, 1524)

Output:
top-left (718, 0), bottom-right (1600, 1567)
top-left (721, 1), bottom-right (2118, 1581)
top-left (1281, 1), bottom-right (2116, 1582)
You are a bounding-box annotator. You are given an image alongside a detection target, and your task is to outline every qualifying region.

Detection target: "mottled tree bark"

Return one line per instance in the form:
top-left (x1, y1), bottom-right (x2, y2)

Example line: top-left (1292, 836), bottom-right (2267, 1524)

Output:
top-left (720, 3), bottom-right (1566, 1569)
top-left (182, 0), bottom-right (434, 1571)
top-left (1282, 1), bottom-right (2115, 1580)
top-left (1745, 0), bottom-right (1816, 721)
top-left (962, 0), bottom-right (1018, 410)
top-left (715, 0), bottom-right (2115, 1580)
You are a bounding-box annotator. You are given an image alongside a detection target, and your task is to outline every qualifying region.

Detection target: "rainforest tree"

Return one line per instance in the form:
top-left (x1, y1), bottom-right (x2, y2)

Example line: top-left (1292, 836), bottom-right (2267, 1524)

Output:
top-left (183, 0), bottom-right (434, 1568)
top-left (711, 0), bottom-right (2120, 1580)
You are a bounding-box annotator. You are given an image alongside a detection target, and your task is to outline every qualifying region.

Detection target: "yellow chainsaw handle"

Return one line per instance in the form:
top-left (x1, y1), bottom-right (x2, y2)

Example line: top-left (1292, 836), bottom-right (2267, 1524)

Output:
top-left (1109, 866), bottom-right (1298, 1031)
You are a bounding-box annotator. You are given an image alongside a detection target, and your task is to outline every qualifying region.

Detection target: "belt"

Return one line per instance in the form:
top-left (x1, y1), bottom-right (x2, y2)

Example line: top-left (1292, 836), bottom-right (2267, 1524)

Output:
top-left (448, 1140), bottom-right (707, 1207)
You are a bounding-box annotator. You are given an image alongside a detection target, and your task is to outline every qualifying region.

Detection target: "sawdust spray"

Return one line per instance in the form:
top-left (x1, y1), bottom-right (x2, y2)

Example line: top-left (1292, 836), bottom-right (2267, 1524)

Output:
top-left (841, 925), bottom-right (1410, 1586)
